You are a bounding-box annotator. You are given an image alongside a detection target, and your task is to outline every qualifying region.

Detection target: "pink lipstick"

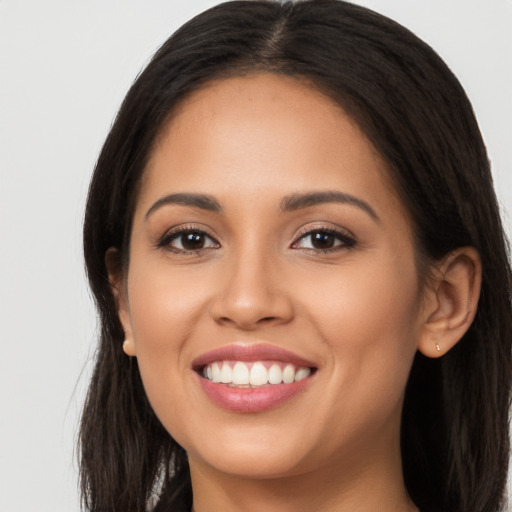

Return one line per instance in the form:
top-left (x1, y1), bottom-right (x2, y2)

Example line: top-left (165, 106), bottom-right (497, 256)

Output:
top-left (192, 344), bottom-right (317, 412)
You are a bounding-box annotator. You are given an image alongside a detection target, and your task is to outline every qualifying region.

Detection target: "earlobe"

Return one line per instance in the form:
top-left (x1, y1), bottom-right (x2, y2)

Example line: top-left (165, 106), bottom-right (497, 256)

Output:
top-left (123, 339), bottom-right (136, 357)
top-left (105, 247), bottom-right (136, 356)
top-left (418, 247), bottom-right (482, 358)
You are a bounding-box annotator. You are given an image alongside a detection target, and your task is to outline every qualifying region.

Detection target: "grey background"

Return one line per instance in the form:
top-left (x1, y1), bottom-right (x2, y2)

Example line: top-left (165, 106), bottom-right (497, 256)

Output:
top-left (0, 1), bottom-right (510, 511)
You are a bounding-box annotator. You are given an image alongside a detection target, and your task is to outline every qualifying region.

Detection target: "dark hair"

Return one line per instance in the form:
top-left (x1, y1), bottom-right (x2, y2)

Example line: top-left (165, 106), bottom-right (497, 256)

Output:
top-left (80, 1), bottom-right (512, 511)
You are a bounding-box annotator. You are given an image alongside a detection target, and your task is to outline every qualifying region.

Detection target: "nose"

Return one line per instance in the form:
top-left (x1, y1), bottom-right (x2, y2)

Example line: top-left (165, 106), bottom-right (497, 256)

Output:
top-left (209, 250), bottom-right (294, 330)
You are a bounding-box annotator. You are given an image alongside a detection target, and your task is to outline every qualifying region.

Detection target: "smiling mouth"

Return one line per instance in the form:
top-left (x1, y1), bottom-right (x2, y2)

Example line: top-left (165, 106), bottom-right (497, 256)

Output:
top-left (192, 344), bottom-right (318, 412)
top-left (198, 360), bottom-right (315, 387)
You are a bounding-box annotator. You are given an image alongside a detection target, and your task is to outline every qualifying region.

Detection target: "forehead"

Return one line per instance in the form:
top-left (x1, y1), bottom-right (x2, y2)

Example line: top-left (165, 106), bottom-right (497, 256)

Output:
top-left (138, 72), bottom-right (405, 220)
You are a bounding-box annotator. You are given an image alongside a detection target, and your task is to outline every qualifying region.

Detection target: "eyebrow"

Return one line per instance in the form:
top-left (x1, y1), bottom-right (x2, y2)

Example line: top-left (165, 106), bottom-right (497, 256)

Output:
top-left (145, 190), bottom-right (379, 222)
top-left (281, 191), bottom-right (380, 222)
top-left (145, 193), bottom-right (222, 219)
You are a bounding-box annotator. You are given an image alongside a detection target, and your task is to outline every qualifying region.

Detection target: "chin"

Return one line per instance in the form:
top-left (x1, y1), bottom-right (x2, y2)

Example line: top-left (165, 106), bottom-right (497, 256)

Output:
top-left (172, 411), bottom-right (319, 479)
top-left (191, 440), bottom-right (311, 480)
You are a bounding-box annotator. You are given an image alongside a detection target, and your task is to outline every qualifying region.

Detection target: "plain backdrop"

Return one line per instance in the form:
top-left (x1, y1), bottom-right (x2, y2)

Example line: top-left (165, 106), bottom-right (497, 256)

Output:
top-left (0, 1), bottom-right (511, 511)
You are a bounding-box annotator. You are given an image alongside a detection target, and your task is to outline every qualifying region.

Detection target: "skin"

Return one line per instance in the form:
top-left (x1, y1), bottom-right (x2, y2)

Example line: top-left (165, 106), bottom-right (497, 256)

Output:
top-left (112, 73), bottom-right (481, 512)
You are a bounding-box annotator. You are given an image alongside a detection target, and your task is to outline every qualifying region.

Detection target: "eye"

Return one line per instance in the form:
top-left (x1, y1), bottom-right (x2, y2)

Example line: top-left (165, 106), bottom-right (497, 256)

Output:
top-left (292, 228), bottom-right (356, 252)
top-left (158, 227), bottom-right (220, 254)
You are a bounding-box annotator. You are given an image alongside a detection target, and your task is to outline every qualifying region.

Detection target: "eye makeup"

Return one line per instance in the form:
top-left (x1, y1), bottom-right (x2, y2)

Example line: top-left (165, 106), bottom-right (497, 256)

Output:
top-left (155, 223), bottom-right (357, 256)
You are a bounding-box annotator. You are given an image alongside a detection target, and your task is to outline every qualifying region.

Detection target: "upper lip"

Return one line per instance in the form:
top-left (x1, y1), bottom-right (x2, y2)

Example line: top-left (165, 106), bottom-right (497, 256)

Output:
top-left (192, 343), bottom-right (317, 370)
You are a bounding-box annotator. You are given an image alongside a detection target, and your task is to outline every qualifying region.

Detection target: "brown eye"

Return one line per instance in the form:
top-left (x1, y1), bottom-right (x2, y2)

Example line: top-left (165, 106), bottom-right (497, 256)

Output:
top-left (159, 229), bottom-right (220, 253)
top-left (293, 228), bottom-right (356, 252)
top-left (310, 232), bottom-right (336, 249)
top-left (179, 232), bottom-right (208, 250)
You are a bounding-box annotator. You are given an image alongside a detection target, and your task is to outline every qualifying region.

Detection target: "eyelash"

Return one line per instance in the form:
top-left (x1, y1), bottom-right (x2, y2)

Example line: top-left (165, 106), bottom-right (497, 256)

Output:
top-left (156, 225), bottom-right (220, 255)
top-left (156, 225), bottom-right (357, 255)
top-left (291, 226), bottom-right (357, 253)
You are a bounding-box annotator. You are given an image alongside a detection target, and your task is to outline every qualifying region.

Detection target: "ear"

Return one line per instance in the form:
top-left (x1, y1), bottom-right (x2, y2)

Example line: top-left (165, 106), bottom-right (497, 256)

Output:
top-left (418, 247), bottom-right (482, 358)
top-left (105, 247), bottom-right (136, 357)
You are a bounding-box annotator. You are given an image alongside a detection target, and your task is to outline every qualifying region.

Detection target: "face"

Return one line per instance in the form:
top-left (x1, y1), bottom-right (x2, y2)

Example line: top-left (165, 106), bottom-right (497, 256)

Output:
top-left (117, 73), bottom-right (427, 481)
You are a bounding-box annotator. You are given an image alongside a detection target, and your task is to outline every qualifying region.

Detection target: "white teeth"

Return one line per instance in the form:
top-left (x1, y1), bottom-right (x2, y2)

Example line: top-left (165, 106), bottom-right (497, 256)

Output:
top-left (202, 360), bottom-right (313, 387)
top-left (282, 364), bottom-right (295, 384)
top-left (268, 364), bottom-right (283, 384)
top-left (295, 367), bottom-right (311, 381)
top-left (220, 364), bottom-right (233, 384)
top-left (211, 362), bottom-right (221, 383)
top-left (249, 362), bottom-right (268, 386)
top-left (232, 361), bottom-right (250, 385)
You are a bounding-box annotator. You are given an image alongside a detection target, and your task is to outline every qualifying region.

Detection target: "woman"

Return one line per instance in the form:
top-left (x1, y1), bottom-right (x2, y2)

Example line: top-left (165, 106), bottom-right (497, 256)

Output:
top-left (79, 1), bottom-right (512, 511)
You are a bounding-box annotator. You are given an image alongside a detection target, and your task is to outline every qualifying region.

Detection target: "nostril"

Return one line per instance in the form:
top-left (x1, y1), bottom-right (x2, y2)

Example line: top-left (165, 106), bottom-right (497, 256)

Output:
top-left (210, 290), bottom-right (295, 329)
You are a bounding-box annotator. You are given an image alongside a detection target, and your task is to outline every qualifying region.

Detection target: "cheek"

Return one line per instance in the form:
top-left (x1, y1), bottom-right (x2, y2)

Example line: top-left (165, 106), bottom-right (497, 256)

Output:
top-left (125, 263), bottom-right (211, 439)
top-left (312, 250), bottom-right (421, 347)
top-left (298, 252), bottom-right (421, 414)
top-left (125, 257), bottom-right (211, 378)
top-left (128, 247), bottom-right (213, 328)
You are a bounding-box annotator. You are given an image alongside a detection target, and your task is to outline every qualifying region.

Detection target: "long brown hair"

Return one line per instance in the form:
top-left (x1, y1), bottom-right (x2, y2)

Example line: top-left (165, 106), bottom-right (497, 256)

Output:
top-left (80, 1), bottom-right (512, 510)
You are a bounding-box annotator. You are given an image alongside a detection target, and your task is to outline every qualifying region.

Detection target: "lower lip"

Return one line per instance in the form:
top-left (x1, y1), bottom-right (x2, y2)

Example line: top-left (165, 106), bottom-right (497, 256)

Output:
top-left (196, 373), bottom-right (313, 412)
